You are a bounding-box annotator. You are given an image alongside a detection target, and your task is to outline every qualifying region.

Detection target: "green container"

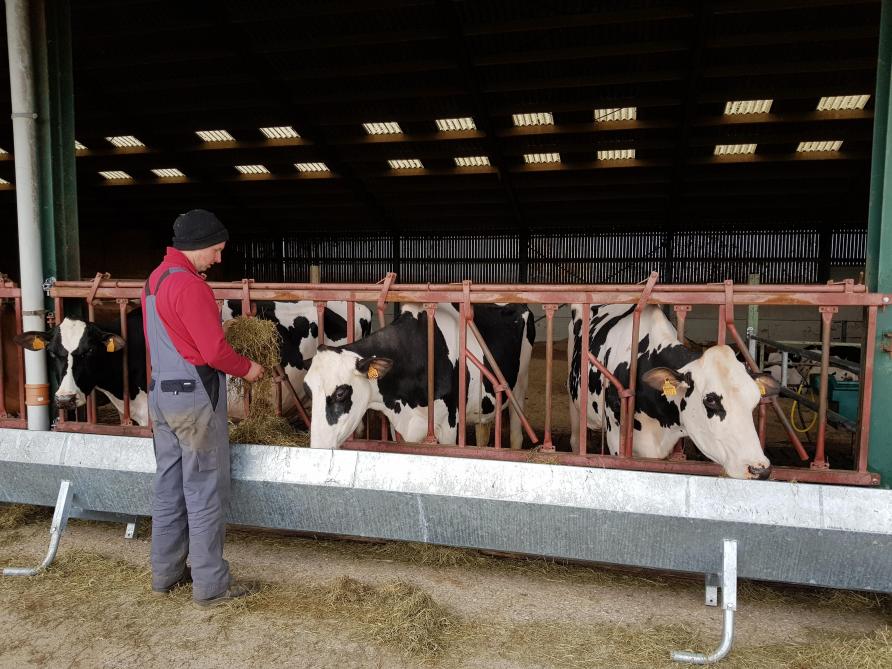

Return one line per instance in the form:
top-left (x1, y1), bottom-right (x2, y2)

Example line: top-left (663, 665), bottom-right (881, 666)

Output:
top-left (810, 375), bottom-right (860, 422)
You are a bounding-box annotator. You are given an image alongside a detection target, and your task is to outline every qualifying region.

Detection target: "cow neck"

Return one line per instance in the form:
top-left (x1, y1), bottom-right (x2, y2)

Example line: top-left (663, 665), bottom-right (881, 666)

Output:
top-left (340, 311), bottom-right (415, 361)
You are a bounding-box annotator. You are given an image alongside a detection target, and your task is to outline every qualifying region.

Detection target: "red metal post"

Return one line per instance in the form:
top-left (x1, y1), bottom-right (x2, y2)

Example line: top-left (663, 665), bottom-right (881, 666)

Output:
top-left (541, 304), bottom-right (558, 451)
top-left (423, 303), bottom-right (438, 444)
top-left (758, 402), bottom-right (768, 449)
top-left (457, 282), bottom-right (471, 447)
top-left (86, 297), bottom-right (97, 425)
top-left (117, 298), bottom-right (132, 425)
top-left (813, 306), bottom-right (838, 469)
top-left (623, 272), bottom-right (659, 458)
top-left (494, 389), bottom-right (503, 448)
top-left (579, 303), bottom-right (589, 456)
top-left (315, 301), bottom-right (326, 347)
top-left (14, 297), bottom-right (26, 421)
top-left (674, 304), bottom-right (691, 342)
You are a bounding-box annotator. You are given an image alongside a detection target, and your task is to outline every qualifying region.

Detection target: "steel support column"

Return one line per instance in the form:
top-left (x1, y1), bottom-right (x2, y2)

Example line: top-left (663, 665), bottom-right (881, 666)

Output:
top-left (867, 0), bottom-right (892, 488)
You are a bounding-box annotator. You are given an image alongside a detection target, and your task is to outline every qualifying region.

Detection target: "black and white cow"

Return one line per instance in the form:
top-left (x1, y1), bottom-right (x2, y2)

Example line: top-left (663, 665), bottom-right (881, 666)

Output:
top-left (15, 310), bottom-right (149, 425)
top-left (222, 300), bottom-right (372, 419)
top-left (304, 303), bottom-right (535, 449)
top-left (568, 304), bottom-right (780, 480)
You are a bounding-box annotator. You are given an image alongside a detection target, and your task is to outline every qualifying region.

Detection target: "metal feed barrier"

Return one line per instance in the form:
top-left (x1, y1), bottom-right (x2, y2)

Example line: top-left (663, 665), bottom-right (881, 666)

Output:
top-left (2, 274), bottom-right (892, 662)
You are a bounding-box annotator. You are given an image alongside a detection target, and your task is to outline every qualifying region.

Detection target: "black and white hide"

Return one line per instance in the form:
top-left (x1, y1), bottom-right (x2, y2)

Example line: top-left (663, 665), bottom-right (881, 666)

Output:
top-left (568, 304), bottom-right (780, 480)
top-left (303, 303), bottom-right (535, 449)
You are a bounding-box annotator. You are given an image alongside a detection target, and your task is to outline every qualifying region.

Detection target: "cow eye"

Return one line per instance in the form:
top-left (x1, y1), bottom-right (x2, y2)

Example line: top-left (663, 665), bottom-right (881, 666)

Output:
top-left (333, 386), bottom-right (350, 402)
top-left (703, 394), bottom-right (720, 409)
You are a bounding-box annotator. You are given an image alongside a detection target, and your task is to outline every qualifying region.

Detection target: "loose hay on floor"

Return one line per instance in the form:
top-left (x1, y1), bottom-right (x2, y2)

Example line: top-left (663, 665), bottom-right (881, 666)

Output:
top-left (0, 503), bottom-right (51, 530)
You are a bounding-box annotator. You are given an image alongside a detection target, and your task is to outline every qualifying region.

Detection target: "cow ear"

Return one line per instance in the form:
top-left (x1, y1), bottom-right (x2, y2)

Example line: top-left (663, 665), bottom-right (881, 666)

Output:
top-left (355, 356), bottom-right (393, 380)
top-left (103, 334), bottom-right (127, 353)
top-left (751, 372), bottom-right (781, 398)
top-left (641, 367), bottom-right (688, 399)
top-left (14, 331), bottom-right (51, 351)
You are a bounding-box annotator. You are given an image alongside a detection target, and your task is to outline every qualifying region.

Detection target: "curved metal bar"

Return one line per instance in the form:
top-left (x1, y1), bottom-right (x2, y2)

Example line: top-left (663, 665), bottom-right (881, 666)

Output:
top-left (3, 479), bottom-right (73, 577)
top-left (671, 610), bottom-right (735, 665)
top-left (671, 539), bottom-right (738, 665)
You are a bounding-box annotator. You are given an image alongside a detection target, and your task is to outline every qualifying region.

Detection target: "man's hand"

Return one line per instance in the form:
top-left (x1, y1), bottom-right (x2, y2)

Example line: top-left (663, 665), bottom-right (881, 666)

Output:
top-left (243, 361), bottom-right (264, 383)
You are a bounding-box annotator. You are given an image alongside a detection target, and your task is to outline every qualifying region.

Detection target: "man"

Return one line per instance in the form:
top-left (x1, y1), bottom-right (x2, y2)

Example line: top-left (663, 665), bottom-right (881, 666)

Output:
top-left (143, 209), bottom-right (264, 608)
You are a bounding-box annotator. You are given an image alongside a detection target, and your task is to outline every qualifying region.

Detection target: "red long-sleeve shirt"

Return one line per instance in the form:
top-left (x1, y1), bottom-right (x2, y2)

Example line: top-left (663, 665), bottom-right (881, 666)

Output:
top-left (143, 247), bottom-right (251, 377)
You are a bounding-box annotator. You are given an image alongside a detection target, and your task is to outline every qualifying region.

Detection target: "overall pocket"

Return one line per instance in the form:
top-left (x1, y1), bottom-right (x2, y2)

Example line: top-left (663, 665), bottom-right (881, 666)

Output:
top-left (157, 378), bottom-right (197, 428)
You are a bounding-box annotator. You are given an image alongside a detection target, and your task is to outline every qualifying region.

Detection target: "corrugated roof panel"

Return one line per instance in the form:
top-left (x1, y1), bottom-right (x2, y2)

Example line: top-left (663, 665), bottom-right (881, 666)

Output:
top-left (597, 148), bottom-right (636, 160)
top-left (523, 152), bottom-right (560, 164)
top-left (436, 117), bottom-right (477, 131)
top-left (714, 144), bottom-right (757, 155)
top-left (388, 158), bottom-right (424, 169)
top-left (594, 107), bottom-right (637, 122)
top-left (797, 140), bottom-right (843, 152)
top-left (363, 121), bottom-right (403, 135)
top-left (196, 130), bottom-right (236, 142)
top-left (454, 156), bottom-right (490, 167)
top-left (98, 170), bottom-right (132, 180)
top-left (235, 164), bottom-right (270, 174)
top-left (513, 112), bottom-right (554, 127)
top-left (816, 95), bottom-right (870, 111)
top-left (105, 135), bottom-right (144, 148)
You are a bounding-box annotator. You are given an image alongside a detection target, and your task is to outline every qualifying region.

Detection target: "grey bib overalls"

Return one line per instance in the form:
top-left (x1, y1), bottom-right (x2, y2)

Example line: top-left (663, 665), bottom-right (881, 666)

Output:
top-left (145, 268), bottom-right (231, 600)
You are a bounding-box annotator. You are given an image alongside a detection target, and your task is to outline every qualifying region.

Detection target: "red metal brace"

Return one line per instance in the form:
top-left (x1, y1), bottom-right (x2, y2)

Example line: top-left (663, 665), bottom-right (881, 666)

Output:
top-left (240, 278), bottom-right (254, 318)
top-left (423, 302), bottom-right (438, 444)
top-left (540, 303), bottom-right (559, 452)
top-left (622, 271), bottom-right (659, 458)
top-left (376, 272), bottom-right (397, 328)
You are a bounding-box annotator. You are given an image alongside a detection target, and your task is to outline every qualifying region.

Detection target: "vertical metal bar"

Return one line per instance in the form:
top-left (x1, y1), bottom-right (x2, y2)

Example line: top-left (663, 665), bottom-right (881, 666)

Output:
top-left (758, 403), bottom-right (768, 449)
top-left (579, 303), bottom-right (589, 456)
top-left (0, 300), bottom-right (7, 417)
top-left (14, 297), bottom-right (26, 421)
top-left (457, 282), bottom-right (470, 447)
top-left (716, 305), bottom-right (726, 345)
top-left (494, 389), bottom-right (503, 448)
top-left (541, 304), bottom-right (557, 451)
top-left (674, 304), bottom-right (690, 342)
top-left (857, 306), bottom-right (878, 472)
top-left (814, 307), bottom-right (838, 469)
top-left (781, 351), bottom-right (789, 388)
top-left (139, 293), bottom-right (152, 431)
top-left (86, 299), bottom-right (96, 424)
top-left (315, 301), bottom-right (326, 347)
top-left (424, 302), bottom-right (437, 444)
top-left (117, 298), bottom-right (131, 425)
top-left (346, 300), bottom-right (355, 344)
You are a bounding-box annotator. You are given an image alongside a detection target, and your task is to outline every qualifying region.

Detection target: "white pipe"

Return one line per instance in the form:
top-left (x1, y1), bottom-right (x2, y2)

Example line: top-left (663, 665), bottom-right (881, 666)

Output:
top-left (5, 0), bottom-right (49, 430)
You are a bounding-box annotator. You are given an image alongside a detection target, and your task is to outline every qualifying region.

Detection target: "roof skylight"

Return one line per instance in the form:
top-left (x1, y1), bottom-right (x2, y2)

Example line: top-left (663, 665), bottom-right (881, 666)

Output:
top-left (523, 152), bottom-right (560, 164)
top-left (513, 112), bottom-right (554, 127)
top-left (151, 168), bottom-right (186, 178)
top-left (454, 156), bottom-right (490, 167)
top-left (388, 159), bottom-right (423, 169)
top-left (295, 162), bottom-right (330, 172)
top-left (105, 135), bottom-right (144, 148)
top-left (797, 140), bottom-right (843, 152)
top-left (597, 149), bottom-right (636, 160)
top-left (724, 99), bottom-right (773, 115)
top-left (436, 117), bottom-right (476, 131)
top-left (714, 144), bottom-right (757, 155)
top-left (196, 130), bottom-right (235, 142)
top-left (816, 95), bottom-right (870, 111)
top-left (260, 126), bottom-right (300, 139)
top-left (594, 107), bottom-right (637, 122)
top-left (74, 140), bottom-right (87, 150)
top-left (98, 170), bottom-right (132, 180)
top-left (363, 122), bottom-right (403, 135)
top-left (235, 164), bottom-right (270, 174)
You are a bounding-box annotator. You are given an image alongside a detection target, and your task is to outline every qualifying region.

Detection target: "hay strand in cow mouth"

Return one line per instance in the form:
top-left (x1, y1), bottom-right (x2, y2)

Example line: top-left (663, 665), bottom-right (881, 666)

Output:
top-left (224, 315), bottom-right (308, 447)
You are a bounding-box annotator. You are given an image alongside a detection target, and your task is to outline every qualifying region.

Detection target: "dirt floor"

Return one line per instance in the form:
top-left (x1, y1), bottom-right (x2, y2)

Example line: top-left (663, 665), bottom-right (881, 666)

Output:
top-left (0, 506), bottom-right (889, 669)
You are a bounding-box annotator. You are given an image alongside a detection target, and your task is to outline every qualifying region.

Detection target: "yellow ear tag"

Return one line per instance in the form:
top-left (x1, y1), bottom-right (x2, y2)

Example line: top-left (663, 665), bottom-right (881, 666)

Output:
top-left (32, 338), bottom-right (45, 350)
top-left (662, 379), bottom-right (677, 398)
top-left (367, 367), bottom-right (379, 380)
top-left (758, 382), bottom-right (766, 396)
top-left (106, 339), bottom-right (116, 353)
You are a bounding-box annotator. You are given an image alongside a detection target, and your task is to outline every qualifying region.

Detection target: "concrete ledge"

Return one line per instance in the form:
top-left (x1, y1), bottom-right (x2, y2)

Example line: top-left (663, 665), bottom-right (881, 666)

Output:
top-left (1, 429), bottom-right (890, 592)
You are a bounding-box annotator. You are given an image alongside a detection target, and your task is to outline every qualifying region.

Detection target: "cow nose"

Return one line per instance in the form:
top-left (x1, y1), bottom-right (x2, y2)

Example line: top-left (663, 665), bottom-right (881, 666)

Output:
top-left (748, 464), bottom-right (772, 480)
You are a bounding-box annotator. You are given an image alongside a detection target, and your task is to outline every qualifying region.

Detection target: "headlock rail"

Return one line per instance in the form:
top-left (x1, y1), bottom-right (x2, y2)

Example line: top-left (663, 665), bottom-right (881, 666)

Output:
top-left (0, 272), bottom-right (887, 487)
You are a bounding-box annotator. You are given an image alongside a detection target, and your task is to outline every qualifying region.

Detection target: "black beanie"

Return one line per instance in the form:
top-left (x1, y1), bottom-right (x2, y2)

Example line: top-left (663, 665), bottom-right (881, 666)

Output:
top-left (172, 209), bottom-right (229, 250)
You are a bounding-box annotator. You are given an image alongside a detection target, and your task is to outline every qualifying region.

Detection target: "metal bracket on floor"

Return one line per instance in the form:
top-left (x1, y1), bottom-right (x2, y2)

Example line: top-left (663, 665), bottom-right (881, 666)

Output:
top-left (2, 479), bottom-right (74, 577)
top-left (671, 539), bottom-right (738, 665)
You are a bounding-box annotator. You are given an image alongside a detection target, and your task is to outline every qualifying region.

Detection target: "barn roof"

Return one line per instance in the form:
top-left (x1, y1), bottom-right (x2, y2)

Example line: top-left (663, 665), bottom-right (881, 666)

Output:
top-left (0, 0), bottom-right (880, 243)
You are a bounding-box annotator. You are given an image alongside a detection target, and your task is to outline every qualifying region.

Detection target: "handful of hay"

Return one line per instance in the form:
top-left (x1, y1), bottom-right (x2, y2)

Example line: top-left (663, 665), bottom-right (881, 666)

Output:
top-left (225, 316), bottom-right (309, 447)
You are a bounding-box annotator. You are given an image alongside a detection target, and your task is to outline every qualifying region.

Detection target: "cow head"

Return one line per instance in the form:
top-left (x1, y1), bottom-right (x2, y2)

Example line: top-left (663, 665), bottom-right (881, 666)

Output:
top-left (304, 347), bottom-right (393, 449)
top-left (642, 345), bottom-right (780, 480)
top-left (15, 319), bottom-right (126, 410)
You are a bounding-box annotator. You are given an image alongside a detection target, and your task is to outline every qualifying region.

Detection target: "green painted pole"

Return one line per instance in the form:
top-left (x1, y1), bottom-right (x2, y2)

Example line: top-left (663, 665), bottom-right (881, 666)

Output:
top-left (33, 0), bottom-right (79, 288)
top-left (866, 0), bottom-right (892, 487)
